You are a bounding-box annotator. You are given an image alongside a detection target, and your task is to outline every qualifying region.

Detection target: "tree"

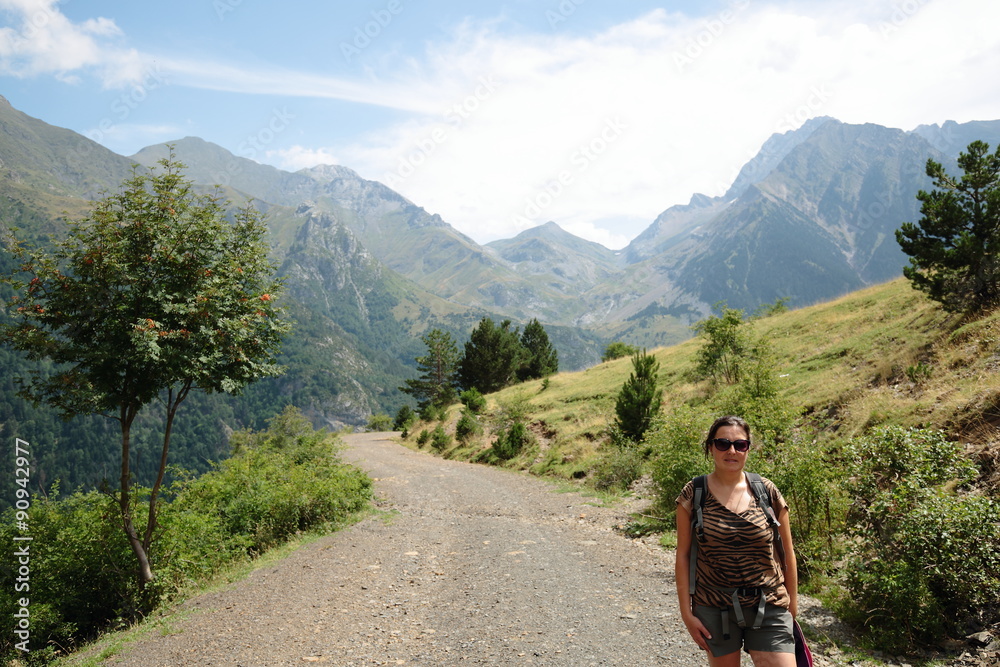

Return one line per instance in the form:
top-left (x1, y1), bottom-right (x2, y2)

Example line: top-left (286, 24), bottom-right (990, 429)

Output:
top-left (458, 317), bottom-right (525, 394)
top-left (693, 303), bottom-right (750, 384)
top-left (614, 349), bottom-right (663, 443)
top-left (896, 140), bottom-right (1000, 312)
top-left (400, 328), bottom-right (459, 409)
top-left (1, 154), bottom-right (289, 588)
top-left (517, 318), bottom-right (558, 381)
top-left (602, 341), bottom-right (639, 362)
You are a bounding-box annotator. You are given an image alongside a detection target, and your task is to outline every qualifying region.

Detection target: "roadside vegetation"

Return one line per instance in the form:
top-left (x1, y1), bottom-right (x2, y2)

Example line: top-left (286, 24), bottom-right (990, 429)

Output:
top-left (0, 407), bottom-right (372, 664)
top-left (399, 277), bottom-right (1000, 657)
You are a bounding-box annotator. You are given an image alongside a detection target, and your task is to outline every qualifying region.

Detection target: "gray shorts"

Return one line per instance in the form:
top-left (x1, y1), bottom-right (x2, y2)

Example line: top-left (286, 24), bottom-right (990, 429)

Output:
top-left (694, 603), bottom-right (795, 658)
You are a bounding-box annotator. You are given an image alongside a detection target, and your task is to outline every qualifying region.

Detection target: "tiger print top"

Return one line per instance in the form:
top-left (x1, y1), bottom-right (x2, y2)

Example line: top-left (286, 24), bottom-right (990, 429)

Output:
top-left (676, 474), bottom-right (790, 610)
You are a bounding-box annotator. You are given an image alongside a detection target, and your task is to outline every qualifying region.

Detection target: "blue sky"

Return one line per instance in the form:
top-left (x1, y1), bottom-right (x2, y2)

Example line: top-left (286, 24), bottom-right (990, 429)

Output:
top-left (1, 0), bottom-right (999, 249)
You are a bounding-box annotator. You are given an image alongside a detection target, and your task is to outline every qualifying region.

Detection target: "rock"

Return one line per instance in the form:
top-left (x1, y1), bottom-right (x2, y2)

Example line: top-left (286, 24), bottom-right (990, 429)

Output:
top-left (969, 632), bottom-right (995, 648)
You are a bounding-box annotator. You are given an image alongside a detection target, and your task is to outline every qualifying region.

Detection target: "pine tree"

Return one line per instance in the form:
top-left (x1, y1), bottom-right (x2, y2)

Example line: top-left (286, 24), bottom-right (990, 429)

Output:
top-left (458, 317), bottom-right (526, 394)
top-left (896, 140), bottom-right (1000, 312)
top-left (517, 318), bottom-right (558, 381)
top-left (400, 328), bottom-right (459, 409)
top-left (614, 349), bottom-right (663, 443)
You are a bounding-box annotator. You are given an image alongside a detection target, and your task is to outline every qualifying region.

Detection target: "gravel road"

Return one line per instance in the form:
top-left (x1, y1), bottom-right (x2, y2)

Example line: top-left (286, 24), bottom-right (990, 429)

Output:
top-left (105, 431), bottom-right (704, 666)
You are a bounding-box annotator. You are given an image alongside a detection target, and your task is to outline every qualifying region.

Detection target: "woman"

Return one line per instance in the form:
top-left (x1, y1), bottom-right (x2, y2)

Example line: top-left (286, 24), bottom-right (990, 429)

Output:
top-left (675, 416), bottom-right (798, 666)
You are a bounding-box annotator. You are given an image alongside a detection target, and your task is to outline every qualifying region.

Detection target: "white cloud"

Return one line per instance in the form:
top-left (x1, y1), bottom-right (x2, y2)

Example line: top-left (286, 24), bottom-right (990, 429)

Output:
top-left (277, 0), bottom-right (1000, 248)
top-left (0, 0), bottom-right (144, 86)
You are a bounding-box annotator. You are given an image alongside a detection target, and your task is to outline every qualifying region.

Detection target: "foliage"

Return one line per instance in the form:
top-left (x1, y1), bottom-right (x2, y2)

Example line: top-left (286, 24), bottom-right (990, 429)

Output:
top-left (400, 328), bottom-right (460, 409)
top-left (602, 341), bottom-right (639, 362)
top-left (840, 426), bottom-right (1000, 650)
top-left (648, 405), bottom-right (714, 527)
top-left (430, 424), bottom-right (451, 452)
top-left (517, 318), bottom-right (558, 381)
top-left (493, 421), bottom-right (531, 461)
top-left (455, 408), bottom-right (482, 443)
top-left (0, 406), bottom-right (369, 661)
top-left (458, 317), bottom-right (526, 394)
top-left (613, 349), bottom-right (663, 443)
top-left (1, 154), bottom-right (288, 587)
top-left (415, 429), bottom-right (431, 447)
top-left (459, 387), bottom-right (487, 414)
top-left (896, 140), bottom-right (1000, 312)
top-left (393, 404), bottom-right (416, 431)
top-left (693, 303), bottom-right (751, 384)
top-left (366, 413), bottom-right (393, 431)
top-left (418, 402), bottom-right (445, 422)
top-left (592, 442), bottom-right (645, 492)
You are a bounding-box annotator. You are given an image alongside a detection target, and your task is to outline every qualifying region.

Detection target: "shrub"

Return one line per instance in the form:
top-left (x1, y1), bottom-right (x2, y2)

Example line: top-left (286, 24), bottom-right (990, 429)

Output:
top-left (648, 405), bottom-right (713, 526)
top-left (430, 424), bottom-right (452, 451)
top-left (614, 349), bottom-right (662, 443)
top-left (367, 412), bottom-right (393, 431)
top-left (602, 341), bottom-right (639, 362)
top-left (393, 405), bottom-right (417, 431)
top-left (592, 443), bottom-right (645, 492)
top-left (419, 402), bottom-right (445, 422)
top-left (455, 409), bottom-right (482, 443)
top-left (840, 426), bottom-right (1000, 651)
top-left (494, 420), bottom-right (531, 460)
top-left (460, 388), bottom-right (487, 414)
top-left (415, 429), bottom-right (431, 447)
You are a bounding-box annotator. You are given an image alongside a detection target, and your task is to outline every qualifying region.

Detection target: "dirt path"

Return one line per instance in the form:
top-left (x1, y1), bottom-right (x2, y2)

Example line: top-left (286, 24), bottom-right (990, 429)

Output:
top-left (105, 432), bottom-right (703, 665)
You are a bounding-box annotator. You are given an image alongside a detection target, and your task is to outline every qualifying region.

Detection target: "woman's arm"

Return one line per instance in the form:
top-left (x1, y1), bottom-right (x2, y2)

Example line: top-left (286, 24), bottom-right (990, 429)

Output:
top-left (777, 506), bottom-right (798, 618)
top-left (675, 503), bottom-right (712, 650)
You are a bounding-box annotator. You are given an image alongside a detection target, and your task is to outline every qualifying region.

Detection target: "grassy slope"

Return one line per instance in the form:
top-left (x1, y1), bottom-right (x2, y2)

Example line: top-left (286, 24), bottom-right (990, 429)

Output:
top-left (431, 277), bottom-right (999, 491)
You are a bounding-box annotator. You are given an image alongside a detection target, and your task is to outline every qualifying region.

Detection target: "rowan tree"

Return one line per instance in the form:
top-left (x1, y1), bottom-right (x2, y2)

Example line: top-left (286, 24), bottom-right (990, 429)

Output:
top-left (896, 140), bottom-right (1000, 312)
top-left (1, 154), bottom-right (289, 589)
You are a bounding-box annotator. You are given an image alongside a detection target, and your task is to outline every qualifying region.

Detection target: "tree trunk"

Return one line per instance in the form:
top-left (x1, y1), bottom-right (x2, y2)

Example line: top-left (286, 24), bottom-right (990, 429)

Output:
top-left (143, 382), bottom-right (191, 552)
top-left (119, 403), bottom-right (155, 588)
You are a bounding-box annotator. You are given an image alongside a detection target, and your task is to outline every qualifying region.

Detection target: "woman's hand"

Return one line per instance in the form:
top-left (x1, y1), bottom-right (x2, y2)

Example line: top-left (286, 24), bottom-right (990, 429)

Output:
top-left (681, 611), bottom-right (713, 651)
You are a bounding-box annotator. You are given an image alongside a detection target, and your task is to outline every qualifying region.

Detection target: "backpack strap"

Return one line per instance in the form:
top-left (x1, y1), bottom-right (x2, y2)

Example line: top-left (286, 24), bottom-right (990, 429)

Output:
top-left (746, 472), bottom-right (787, 569)
top-left (689, 475), bottom-right (707, 597)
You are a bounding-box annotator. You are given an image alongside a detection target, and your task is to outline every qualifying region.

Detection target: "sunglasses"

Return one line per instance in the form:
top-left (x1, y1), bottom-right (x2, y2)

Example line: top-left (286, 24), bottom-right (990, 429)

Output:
top-left (711, 438), bottom-right (751, 452)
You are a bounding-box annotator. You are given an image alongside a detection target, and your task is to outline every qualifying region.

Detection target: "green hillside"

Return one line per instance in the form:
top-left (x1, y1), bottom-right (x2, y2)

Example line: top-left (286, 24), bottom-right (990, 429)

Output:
top-left (406, 276), bottom-right (1000, 652)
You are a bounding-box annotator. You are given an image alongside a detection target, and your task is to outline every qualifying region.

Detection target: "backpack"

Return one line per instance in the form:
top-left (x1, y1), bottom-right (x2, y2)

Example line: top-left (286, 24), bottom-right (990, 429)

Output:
top-left (688, 473), bottom-right (813, 667)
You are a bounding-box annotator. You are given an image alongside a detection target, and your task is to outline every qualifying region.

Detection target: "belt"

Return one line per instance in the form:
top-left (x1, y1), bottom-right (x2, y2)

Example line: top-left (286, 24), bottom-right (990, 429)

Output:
top-left (706, 586), bottom-right (774, 640)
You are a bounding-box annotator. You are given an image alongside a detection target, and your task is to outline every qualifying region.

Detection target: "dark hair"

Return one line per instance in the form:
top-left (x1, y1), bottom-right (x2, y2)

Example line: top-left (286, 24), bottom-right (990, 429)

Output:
top-left (703, 415), bottom-right (751, 456)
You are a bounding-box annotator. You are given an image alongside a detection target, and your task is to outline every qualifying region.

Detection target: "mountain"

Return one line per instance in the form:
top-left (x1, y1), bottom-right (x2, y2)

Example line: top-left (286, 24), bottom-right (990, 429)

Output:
top-left (605, 120), bottom-right (943, 335)
top-left (911, 119), bottom-right (1000, 157)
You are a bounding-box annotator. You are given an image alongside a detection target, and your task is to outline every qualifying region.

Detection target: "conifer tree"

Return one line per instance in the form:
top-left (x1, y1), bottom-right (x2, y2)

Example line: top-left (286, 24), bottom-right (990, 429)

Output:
top-left (896, 140), bottom-right (1000, 312)
top-left (458, 317), bottom-right (525, 394)
top-left (614, 349), bottom-right (663, 443)
top-left (517, 318), bottom-right (558, 381)
top-left (400, 328), bottom-right (460, 409)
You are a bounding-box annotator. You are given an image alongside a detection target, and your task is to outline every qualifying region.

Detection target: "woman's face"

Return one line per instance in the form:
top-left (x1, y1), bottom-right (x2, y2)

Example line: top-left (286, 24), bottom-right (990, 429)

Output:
top-left (710, 423), bottom-right (750, 473)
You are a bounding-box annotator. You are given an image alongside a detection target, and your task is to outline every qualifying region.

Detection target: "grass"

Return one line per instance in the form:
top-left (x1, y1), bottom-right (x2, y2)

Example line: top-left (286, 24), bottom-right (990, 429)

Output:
top-left (409, 278), bottom-right (1000, 496)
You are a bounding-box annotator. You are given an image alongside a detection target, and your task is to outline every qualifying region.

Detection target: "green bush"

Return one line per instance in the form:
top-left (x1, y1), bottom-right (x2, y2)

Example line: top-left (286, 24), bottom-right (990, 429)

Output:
top-left (648, 405), bottom-right (713, 526)
top-left (602, 341), bottom-right (639, 362)
top-left (840, 426), bottom-right (1000, 651)
top-left (367, 412), bottom-right (393, 431)
top-left (460, 388), bottom-right (487, 414)
top-left (494, 421), bottom-right (531, 460)
top-left (455, 409), bottom-right (482, 443)
top-left (415, 429), bottom-right (431, 447)
top-left (419, 403), bottom-right (445, 422)
top-left (393, 405), bottom-right (417, 431)
top-left (430, 424), bottom-right (452, 451)
top-left (592, 443), bottom-right (645, 492)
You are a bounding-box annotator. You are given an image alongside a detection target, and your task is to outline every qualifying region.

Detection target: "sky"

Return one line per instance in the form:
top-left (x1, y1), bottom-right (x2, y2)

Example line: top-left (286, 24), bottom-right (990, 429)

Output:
top-left (1, 1), bottom-right (999, 250)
